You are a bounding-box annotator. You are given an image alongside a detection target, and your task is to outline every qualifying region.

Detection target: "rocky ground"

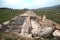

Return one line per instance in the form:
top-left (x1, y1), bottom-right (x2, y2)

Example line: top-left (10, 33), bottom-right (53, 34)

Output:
top-left (0, 11), bottom-right (60, 40)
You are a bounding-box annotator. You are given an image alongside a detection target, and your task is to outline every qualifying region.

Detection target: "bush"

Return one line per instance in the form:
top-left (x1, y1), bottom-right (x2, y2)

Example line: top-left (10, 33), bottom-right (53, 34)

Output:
top-left (5, 37), bottom-right (13, 40)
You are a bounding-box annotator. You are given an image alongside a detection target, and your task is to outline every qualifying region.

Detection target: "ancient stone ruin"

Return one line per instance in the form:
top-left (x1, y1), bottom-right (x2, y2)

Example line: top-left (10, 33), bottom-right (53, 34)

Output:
top-left (1, 11), bottom-right (60, 38)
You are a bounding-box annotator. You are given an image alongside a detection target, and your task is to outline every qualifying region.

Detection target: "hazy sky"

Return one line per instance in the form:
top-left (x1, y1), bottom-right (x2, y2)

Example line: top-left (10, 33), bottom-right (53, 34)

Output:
top-left (0, 0), bottom-right (60, 9)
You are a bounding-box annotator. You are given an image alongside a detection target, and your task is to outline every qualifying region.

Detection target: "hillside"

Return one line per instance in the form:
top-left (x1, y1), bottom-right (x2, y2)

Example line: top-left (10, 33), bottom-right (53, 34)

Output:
top-left (33, 5), bottom-right (60, 24)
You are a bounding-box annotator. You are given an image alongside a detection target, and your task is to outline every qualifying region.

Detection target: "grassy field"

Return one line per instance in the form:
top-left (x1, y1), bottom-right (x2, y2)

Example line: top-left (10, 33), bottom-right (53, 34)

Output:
top-left (33, 8), bottom-right (60, 24)
top-left (0, 8), bottom-right (60, 24)
top-left (0, 9), bottom-right (25, 23)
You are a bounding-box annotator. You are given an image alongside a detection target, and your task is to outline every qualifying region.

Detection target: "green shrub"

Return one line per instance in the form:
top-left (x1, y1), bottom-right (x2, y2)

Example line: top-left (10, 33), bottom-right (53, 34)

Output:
top-left (5, 37), bottom-right (13, 40)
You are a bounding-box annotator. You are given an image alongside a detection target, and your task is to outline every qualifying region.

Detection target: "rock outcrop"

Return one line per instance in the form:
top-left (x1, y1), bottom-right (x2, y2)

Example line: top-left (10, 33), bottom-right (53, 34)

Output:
top-left (39, 27), bottom-right (54, 37)
top-left (1, 11), bottom-right (60, 38)
top-left (53, 30), bottom-right (60, 37)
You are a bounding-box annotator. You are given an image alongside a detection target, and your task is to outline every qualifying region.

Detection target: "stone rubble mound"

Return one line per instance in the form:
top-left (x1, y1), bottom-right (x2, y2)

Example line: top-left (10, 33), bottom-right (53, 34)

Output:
top-left (1, 11), bottom-right (60, 38)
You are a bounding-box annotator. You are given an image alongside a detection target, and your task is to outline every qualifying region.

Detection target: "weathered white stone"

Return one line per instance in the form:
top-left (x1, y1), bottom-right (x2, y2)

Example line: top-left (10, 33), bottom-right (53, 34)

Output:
top-left (3, 21), bottom-right (10, 25)
top-left (43, 15), bottom-right (46, 21)
top-left (21, 17), bottom-right (31, 34)
top-left (31, 19), bottom-right (41, 35)
top-left (55, 24), bottom-right (60, 29)
top-left (20, 33), bottom-right (32, 38)
top-left (53, 30), bottom-right (60, 37)
top-left (39, 27), bottom-right (53, 37)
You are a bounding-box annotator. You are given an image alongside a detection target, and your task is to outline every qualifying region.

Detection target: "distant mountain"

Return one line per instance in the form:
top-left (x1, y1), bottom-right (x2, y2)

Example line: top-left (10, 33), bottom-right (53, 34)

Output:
top-left (0, 7), bottom-right (12, 10)
top-left (52, 5), bottom-right (60, 8)
top-left (35, 4), bottom-right (60, 10)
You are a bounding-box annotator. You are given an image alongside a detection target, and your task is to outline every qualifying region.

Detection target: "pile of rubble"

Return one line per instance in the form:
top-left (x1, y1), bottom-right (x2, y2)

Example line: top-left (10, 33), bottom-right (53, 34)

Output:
top-left (0, 11), bottom-right (60, 39)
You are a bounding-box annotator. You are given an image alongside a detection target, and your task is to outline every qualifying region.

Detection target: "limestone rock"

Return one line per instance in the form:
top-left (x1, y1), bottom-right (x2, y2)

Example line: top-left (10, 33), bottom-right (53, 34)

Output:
top-left (53, 30), bottom-right (60, 37)
top-left (42, 15), bottom-right (46, 21)
top-left (21, 17), bottom-right (31, 34)
top-left (3, 21), bottom-right (10, 25)
top-left (39, 27), bottom-right (54, 37)
top-left (55, 24), bottom-right (60, 29)
top-left (31, 19), bottom-right (41, 37)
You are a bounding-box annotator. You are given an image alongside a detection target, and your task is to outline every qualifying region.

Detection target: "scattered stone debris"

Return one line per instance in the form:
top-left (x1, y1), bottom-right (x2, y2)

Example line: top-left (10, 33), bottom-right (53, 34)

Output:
top-left (3, 21), bottom-right (10, 25)
top-left (0, 11), bottom-right (60, 39)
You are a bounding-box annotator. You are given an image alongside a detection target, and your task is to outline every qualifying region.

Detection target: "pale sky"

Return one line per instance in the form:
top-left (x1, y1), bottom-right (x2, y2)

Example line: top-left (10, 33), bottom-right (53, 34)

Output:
top-left (0, 0), bottom-right (60, 9)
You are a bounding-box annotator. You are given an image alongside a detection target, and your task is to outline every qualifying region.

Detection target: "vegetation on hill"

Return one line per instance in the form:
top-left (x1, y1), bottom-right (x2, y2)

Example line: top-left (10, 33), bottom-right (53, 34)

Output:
top-left (33, 8), bottom-right (60, 24)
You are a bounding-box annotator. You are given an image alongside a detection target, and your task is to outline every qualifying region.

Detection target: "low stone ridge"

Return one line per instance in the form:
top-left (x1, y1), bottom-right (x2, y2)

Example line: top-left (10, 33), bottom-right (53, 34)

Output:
top-left (0, 11), bottom-right (60, 38)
